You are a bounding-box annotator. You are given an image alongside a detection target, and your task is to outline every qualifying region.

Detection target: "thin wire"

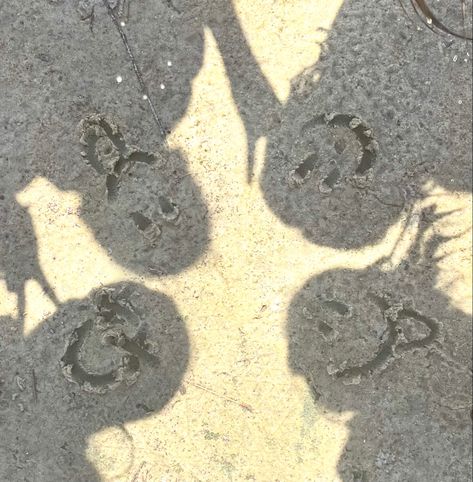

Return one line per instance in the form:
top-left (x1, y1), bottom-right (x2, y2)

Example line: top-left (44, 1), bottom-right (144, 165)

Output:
top-left (102, 0), bottom-right (167, 138)
top-left (410, 0), bottom-right (473, 40)
top-left (461, 0), bottom-right (467, 41)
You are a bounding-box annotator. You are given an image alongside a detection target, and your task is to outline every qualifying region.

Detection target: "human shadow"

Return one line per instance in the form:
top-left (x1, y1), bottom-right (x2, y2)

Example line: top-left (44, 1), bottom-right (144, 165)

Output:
top-left (274, 2), bottom-right (472, 479)
top-left (287, 207), bottom-right (472, 480)
top-left (1, 0), bottom-right (280, 297)
top-left (1, 0), bottom-right (470, 294)
top-left (0, 1), bottom-right (276, 479)
top-left (0, 0), bottom-right (471, 479)
top-left (0, 282), bottom-right (188, 481)
top-left (74, 113), bottom-right (210, 276)
top-left (69, 0), bottom-right (283, 272)
top-left (260, 0), bottom-right (472, 249)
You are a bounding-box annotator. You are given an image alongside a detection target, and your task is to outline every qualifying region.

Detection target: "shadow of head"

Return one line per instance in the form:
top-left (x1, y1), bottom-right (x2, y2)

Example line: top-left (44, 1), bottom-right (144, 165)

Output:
top-left (260, 0), bottom-right (472, 250)
top-left (0, 282), bottom-right (188, 481)
top-left (286, 226), bottom-right (472, 480)
top-left (75, 114), bottom-right (210, 276)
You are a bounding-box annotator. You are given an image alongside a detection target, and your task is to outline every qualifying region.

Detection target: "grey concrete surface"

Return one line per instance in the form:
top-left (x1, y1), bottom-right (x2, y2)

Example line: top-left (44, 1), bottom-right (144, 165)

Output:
top-left (0, 0), bottom-right (471, 480)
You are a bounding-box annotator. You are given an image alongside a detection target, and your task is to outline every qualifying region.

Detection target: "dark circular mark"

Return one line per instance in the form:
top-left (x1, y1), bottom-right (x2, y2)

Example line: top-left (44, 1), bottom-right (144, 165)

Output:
top-left (261, 112), bottom-right (404, 249)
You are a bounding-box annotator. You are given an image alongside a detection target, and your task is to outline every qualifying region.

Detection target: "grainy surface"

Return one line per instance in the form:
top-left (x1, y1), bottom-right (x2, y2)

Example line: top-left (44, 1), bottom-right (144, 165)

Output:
top-left (0, 1), bottom-right (471, 481)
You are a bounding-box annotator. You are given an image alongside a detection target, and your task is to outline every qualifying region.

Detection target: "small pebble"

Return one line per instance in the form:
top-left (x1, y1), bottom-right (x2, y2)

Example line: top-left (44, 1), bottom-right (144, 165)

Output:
top-left (116, 75), bottom-right (123, 83)
top-left (167, 60), bottom-right (172, 67)
top-left (458, 100), bottom-right (463, 104)
top-left (453, 55), bottom-right (458, 62)
top-left (160, 83), bottom-right (165, 90)
top-left (142, 94), bottom-right (148, 100)
top-left (120, 21), bottom-right (126, 27)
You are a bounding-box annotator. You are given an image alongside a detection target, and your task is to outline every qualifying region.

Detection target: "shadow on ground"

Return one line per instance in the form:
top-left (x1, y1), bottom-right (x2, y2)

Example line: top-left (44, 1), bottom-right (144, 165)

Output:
top-left (287, 208), bottom-right (472, 480)
top-left (260, 0), bottom-right (472, 248)
top-left (0, 0), bottom-right (471, 479)
top-left (1, 1), bottom-right (276, 478)
top-left (278, 2), bottom-right (472, 479)
top-left (0, 283), bottom-right (188, 481)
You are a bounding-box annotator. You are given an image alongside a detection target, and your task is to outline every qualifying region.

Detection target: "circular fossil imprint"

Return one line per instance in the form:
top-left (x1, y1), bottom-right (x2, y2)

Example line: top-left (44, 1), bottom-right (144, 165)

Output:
top-left (261, 112), bottom-right (404, 249)
top-left (78, 114), bottom-right (208, 275)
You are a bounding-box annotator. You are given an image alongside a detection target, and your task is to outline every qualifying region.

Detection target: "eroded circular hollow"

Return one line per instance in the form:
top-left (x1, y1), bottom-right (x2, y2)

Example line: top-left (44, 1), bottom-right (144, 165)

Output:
top-left (261, 112), bottom-right (402, 249)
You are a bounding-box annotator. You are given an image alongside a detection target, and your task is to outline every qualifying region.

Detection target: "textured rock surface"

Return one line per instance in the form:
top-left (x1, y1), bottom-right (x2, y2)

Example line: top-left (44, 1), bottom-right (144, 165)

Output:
top-left (0, 0), bottom-right (471, 480)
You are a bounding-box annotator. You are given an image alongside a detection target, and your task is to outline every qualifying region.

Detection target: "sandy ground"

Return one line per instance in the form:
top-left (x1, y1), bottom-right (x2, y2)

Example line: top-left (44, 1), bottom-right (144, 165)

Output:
top-left (0, 1), bottom-right (472, 481)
